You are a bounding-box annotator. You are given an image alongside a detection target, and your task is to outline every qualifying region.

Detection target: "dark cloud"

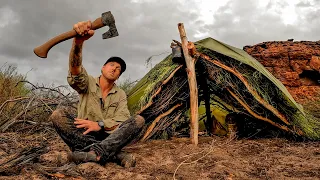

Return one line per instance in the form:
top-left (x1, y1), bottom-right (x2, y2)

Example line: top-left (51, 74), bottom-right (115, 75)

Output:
top-left (202, 0), bottom-right (320, 48)
top-left (0, 0), bottom-right (204, 85)
top-left (0, 0), bottom-right (320, 86)
top-left (296, 1), bottom-right (313, 7)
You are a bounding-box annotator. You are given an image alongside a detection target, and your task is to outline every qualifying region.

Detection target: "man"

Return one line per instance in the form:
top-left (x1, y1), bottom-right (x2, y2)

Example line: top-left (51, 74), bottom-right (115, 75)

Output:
top-left (49, 20), bottom-right (145, 167)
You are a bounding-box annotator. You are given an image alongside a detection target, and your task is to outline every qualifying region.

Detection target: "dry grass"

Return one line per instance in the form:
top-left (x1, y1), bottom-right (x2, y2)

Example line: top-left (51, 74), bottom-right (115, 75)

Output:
top-left (0, 64), bottom-right (29, 104)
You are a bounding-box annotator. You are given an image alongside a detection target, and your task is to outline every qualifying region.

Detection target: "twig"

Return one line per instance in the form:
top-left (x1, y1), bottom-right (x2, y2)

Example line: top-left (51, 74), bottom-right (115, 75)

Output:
top-left (0, 102), bottom-right (59, 132)
top-left (0, 81), bottom-right (78, 132)
top-left (146, 51), bottom-right (171, 68)
top-left (0, 145), bottom-right (49, 172)
top-left (23, 96), bottom-right (36, 122)
top-left (17, 80), bottom-right (76, 105)
top-left (141, 103), bottom-right (182, 141)
top-left (153, 112), bottom-right (182, 133)
top-left (33, 163), bottom-right (80, 178)
top-left (1, 110), bottom-right (28, 132)
top-left (18, 81), bottom-right (66, 97)
top-left (35, 93), bottom-right (53, 112)
top-left (13, 120), bottom-right (50, 126)
top-left (0, 97), bottom-right (30, 115)
top-left (173, 139), bottom-right (215, 179)
top-left (226, 87), bottom-right (294, 133)
top-left (173, 138), bottom-right (234, 179)
top-left (137, 65), bottom-right (183, 115)
top-left (172, 40), bottom-right (182, 46)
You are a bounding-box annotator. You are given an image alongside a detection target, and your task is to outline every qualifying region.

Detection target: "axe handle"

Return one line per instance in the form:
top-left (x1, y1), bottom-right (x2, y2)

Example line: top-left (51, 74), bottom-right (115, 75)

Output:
top-left (34, 17), bottom-right (104, 58)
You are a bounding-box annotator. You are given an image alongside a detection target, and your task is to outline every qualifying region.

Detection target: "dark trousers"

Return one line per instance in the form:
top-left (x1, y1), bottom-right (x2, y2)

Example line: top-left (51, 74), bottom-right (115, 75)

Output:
top-left (49, 109), bottom-right (145, 164)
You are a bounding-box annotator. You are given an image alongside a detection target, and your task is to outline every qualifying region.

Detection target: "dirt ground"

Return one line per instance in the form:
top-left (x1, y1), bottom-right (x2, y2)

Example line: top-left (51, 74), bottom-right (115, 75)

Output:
top-left (0, 131), bottom-right (319, 180)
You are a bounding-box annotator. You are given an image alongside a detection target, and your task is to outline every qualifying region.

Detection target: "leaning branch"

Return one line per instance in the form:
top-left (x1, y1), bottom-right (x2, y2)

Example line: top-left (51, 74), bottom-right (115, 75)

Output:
top-left (195, 51), bottom-right (290, 126)
top-left (137, 65), bottom-right (183, 115)
top-left (141, 103), bottom-right (182, 141)
top-left (226, 88), bottom-right (296, 134)
top-left (178, 23), bottom-right (199, 145)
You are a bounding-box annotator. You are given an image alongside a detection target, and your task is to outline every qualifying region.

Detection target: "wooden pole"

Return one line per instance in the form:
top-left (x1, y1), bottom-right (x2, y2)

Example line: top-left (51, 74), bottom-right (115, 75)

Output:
top-left (178, 23), bottom-right (199, 145)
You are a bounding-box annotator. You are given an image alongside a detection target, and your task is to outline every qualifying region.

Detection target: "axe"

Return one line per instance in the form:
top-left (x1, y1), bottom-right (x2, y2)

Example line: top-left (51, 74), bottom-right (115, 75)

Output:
top-left (34, 11), bottom-right (118, 58)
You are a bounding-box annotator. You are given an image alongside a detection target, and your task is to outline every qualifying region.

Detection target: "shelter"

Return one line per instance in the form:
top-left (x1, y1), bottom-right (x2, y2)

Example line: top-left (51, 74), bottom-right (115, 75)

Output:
top-left (127, 37), bottom-right (320, 141)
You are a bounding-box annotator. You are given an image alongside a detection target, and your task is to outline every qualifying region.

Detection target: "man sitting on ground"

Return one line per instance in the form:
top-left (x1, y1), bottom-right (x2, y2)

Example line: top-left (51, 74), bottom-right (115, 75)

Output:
top-left (49, 20), bottom-right (145, 167)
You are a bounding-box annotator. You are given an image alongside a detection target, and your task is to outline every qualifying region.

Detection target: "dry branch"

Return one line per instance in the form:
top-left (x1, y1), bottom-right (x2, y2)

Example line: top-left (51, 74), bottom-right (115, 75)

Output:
top-left (0, 97), bottom-right (30, 115)
top-left (226, 87), bottom-right (293, 133)
top-left (137, 65), bottom-right (183, 115)
top-left (0, 144), bottom-right (49, 174)
top-left (141, 103), bottom-right (182, 141)
top-left (196, 52), bottom-right (291, 126)
top-left (152, 112), bottom-right (183, 134)
top-left (178, 23), bottom-right (199, 145)
top-left (33, 163), bottom-right (80, 178)
top-left (0, 81), bottom-right (78, 132)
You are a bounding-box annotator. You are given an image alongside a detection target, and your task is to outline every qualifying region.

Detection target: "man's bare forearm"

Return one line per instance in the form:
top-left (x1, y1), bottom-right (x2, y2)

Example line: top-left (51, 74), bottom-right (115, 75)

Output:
top-left (69, 39), bottom-right (83, 75)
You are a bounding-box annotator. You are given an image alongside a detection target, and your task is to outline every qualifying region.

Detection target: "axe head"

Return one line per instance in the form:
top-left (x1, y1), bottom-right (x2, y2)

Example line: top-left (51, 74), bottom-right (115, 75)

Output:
top-left (101, 11), bottom-right (119, 39)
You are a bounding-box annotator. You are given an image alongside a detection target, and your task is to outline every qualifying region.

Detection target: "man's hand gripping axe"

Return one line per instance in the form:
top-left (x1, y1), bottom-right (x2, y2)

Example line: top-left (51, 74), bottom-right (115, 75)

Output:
top-left (34, 11), bottom-right (118, 58)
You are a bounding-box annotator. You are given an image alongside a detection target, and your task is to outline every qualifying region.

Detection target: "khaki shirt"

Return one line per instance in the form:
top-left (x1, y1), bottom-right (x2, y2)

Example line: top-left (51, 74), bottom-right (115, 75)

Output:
top-left (67, 66), bottom-right (130, 133)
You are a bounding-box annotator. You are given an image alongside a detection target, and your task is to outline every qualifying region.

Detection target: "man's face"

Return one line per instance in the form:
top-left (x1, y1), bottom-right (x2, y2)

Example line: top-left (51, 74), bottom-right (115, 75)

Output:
top-left (101, 61), bottom-right (121, 81)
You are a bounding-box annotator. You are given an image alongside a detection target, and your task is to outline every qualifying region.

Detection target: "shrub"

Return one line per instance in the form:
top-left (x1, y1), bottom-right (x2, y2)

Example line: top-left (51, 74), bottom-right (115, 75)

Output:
top-left (118, 78), bottom-right (138, 95)
top-left (0, 64), bottom-right (30, 103)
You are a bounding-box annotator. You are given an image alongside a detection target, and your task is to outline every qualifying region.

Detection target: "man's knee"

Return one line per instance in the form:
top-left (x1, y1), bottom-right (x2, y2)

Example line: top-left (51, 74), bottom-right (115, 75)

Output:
top-left (49, 109), bottom-right (66, 125)
top-left (134, 115), bottom-right (145, 128)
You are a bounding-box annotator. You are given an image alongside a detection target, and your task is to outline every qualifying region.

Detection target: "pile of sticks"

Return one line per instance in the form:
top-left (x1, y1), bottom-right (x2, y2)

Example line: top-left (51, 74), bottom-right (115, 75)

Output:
top-left (0, 81), bottom-right (78, 132)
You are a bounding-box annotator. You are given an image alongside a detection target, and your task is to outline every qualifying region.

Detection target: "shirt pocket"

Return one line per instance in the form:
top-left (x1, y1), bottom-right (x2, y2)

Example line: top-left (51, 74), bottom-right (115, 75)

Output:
top-left (106, 102), bottom-right (119, 117)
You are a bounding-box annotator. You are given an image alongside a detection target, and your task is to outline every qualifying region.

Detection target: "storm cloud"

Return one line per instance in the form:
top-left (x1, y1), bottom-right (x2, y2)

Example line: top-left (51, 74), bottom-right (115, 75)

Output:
top-left (0, 0), bottom-right (319, 86)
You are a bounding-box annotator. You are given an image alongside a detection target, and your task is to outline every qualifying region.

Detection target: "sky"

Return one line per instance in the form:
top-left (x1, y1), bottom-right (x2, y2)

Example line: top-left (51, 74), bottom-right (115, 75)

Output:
top-left (0, 0), bottom-right (319, 86)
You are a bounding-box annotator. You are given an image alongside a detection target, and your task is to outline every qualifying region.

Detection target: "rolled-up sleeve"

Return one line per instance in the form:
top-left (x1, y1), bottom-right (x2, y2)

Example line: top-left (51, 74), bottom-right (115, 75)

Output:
top-left (67, 66), bottom-right (89, 94)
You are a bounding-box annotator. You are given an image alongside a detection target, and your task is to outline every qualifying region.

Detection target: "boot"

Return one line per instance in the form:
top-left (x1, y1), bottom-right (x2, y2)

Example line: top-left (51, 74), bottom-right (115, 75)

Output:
top-left (92, 115), bottom-right (145, 164)
top-left (67, 151), bottom-right (98, 164)
top-left (115, 151), bottom-right (136, 168)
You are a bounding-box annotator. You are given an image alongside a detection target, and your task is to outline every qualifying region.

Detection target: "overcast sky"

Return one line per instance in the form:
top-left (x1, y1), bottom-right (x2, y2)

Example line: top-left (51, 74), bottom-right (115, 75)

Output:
top-left (0, 0), bottom-right (319, 86)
